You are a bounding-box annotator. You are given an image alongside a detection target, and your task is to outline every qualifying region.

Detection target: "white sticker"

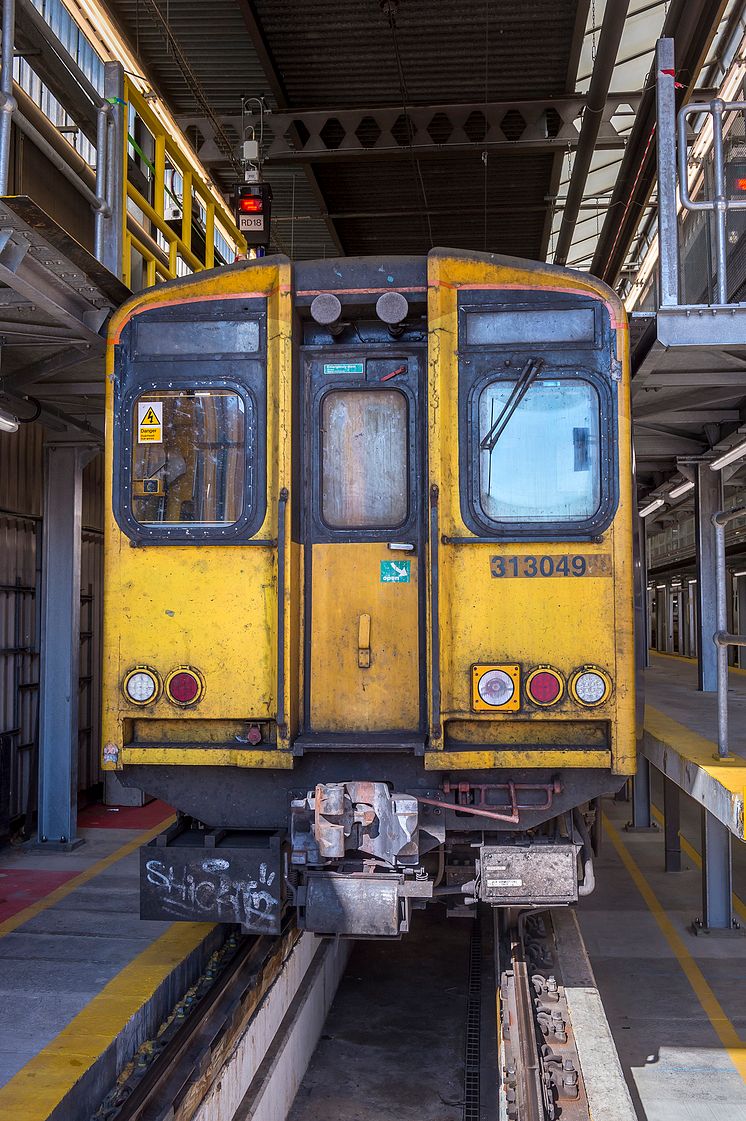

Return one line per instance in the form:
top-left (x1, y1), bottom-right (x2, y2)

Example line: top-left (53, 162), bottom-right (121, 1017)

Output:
top-left (138, 400), bottom-right (163, 444)
top-left (487, 879), bottom-right (522, 888)
top-left (239, 214), bottom-right (264, 232)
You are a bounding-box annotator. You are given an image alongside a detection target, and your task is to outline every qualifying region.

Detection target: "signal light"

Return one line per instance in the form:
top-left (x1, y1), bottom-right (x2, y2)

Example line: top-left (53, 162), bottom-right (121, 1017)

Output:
top-left (165, 666), bottom-right (204, 706)
top-left (235, 183), bottom-right (272, 247)
top-left (737, 178), bottom-right (746, 192)
top-left (525, 667), bottom-right (564, 707)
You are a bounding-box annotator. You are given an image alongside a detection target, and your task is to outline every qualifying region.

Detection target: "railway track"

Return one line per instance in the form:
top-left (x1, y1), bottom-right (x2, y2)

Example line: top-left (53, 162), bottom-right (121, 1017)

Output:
top-left (498, 911), bottom-right (591, 1121)
top-left (94, 905), bottom-right (630, 1121)
top-left (93, 923), bottom-right (302, 1121)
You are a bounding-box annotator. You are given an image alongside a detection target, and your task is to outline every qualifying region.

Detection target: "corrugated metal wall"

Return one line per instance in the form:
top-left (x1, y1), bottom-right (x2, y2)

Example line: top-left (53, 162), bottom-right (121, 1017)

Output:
top-left (0, 426), bottom-right (104, 833)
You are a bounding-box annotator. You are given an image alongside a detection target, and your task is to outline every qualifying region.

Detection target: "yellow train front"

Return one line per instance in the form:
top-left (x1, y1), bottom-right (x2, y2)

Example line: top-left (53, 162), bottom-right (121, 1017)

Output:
top-left (102, 248), bottom-right (635, 937)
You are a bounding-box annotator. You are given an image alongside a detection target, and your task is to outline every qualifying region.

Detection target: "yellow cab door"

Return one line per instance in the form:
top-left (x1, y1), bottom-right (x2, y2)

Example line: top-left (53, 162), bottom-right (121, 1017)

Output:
top-left (305, 351), bottom-right (424, 739)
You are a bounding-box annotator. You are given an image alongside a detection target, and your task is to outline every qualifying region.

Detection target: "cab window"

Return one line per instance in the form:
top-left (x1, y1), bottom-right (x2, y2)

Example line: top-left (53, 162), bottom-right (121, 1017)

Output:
top-left (478, 378), bottom-right (600, 522)
top-left (321, 389), bottom-right (408, 528)
top-left (131, 389), bottom-right (249, 526)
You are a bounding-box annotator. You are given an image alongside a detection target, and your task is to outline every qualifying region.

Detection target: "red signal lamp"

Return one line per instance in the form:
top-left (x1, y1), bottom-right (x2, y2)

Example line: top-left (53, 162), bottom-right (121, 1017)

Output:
top-left (235, 183), bottom-right (272, 247)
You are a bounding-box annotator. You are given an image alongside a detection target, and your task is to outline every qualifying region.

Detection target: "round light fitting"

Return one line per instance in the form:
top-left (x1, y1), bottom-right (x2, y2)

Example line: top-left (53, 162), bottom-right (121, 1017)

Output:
top-left (569, 667), bottom-right (611, 707)
top-left (123, 666), bottom-right (160, 706)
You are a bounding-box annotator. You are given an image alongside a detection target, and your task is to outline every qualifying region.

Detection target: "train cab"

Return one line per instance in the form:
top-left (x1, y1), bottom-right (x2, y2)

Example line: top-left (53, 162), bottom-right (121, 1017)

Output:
top-left (101, 248), bottom-right (635, 937)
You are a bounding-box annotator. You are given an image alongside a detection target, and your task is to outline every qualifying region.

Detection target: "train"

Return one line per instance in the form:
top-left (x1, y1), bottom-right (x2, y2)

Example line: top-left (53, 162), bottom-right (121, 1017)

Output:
top-left (101, 247), bottom-right (636, 938)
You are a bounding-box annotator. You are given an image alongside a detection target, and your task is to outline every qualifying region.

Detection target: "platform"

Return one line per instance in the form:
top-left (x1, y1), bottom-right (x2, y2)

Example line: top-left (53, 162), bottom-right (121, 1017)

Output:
top-left (580, 790), bottom-right (746, 1121)
top-left (643, 651), bottom-right (746, 840)
top-left (0, 800), bottom-right (221, 1121)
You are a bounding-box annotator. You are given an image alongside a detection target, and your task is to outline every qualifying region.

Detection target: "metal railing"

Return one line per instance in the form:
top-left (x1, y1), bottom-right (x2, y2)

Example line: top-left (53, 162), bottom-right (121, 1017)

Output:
top-left (656, 37), bottom-right (746, 310)
top-left (677, 98), bottom-right (746, 307)
top-left (712, 504), bottom-right (746, 758)
top-left (0, 0), bottom-right (245, 288)
top-left (0, 0), bottom-right (114, 248)
top-left (122, 78), bottom-right (244, 288)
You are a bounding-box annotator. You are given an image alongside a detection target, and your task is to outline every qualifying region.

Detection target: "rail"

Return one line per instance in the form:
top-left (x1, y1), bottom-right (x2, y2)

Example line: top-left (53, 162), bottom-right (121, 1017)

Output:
top-left (0, 0), bottom-right (246, 290)
top-left (0, 0), bottom-right (114, 240)
top-left (712, 503), bottom-right (746, 758)
top-left (677, 97), bottom-right (746, 306)
top-left (655, 37), bottom-right (746, 311)
top-left (498, 911), bottom-right (595, 1120)
top-left (121, 78), bottom-right (246, 287)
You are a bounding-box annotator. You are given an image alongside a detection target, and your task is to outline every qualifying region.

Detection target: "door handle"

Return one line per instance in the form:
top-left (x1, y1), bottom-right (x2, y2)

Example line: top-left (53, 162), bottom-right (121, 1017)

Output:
top-left (388, 542), bottom-right (414, 551)
top-left (358, 613), bottom-right (371, 669)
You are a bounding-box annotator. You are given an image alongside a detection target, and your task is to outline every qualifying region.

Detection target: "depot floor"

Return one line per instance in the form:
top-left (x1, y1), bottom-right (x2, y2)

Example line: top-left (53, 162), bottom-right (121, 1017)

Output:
top-left (579, 779), bottom-right (746, 1121)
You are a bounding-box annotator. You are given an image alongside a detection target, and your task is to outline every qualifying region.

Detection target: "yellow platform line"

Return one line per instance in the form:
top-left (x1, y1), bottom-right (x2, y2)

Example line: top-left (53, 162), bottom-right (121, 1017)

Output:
top-left (649, 648), bottom-right (746, 678)
top-left (0, 814), bottom-right (176, 939)
top-left (649, 804), bottom-right (746, 924)
top-left (0, 920), bottom-right (214, 1121)
top-left (603, 814), bottom-right (746, 1081)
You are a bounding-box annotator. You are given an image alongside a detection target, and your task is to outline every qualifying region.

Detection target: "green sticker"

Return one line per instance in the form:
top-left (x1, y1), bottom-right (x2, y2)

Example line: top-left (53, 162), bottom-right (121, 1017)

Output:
top-left (324, 362), bottom-right (364, 375)
top-left (380, 560), bottom-right (410, 583)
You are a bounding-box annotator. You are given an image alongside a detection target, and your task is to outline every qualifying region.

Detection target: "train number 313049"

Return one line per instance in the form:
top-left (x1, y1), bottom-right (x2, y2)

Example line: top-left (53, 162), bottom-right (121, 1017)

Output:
top-left (490, 554), bottom-right (612, 578)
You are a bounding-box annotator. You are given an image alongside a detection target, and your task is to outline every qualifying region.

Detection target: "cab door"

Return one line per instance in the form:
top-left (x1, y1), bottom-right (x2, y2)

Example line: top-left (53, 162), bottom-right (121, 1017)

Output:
top-left (305, 352), bottom-right (424, 735)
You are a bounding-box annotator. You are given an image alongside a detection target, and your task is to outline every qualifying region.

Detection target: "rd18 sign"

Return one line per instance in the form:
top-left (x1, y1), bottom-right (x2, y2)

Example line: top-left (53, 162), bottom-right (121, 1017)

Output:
top-left (138, 401), bottom-right (163, 443)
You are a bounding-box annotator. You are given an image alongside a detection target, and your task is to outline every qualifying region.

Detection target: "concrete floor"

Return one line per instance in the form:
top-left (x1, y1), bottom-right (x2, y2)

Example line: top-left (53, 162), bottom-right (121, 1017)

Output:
top-left (646, 651), bottom-right (746, 752)
top-left (0, 810), bottom-right (222, 1121)
top-left (578, 781), bottom-right (746, 1121)
top-left (0, 826), bottom-right (173, 1085)
top-left (288, 905), bottom-right (473, 1121)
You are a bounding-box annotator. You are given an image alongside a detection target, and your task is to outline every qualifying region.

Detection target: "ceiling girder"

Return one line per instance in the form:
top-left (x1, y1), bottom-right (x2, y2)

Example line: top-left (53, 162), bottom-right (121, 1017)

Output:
top-left (250, 95), bottom-right (641, 164)
top-left (633, 407), bottom-right (741, 423)
top-left (0, 344), bottom-right (89, 392)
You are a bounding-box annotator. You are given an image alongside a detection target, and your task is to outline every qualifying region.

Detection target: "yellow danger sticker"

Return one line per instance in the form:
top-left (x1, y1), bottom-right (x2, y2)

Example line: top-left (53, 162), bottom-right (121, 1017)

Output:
top-left (137, 400), bottom-right (162, 444)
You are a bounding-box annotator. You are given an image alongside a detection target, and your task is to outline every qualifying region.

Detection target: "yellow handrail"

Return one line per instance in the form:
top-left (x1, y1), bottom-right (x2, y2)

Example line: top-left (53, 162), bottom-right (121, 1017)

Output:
top-left (121, 77), bottom-right (246, 289)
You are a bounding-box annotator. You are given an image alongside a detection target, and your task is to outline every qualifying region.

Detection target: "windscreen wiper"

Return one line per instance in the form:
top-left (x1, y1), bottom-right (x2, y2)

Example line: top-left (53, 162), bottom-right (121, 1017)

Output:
top-left (479, 356), bottom-right (544, 453)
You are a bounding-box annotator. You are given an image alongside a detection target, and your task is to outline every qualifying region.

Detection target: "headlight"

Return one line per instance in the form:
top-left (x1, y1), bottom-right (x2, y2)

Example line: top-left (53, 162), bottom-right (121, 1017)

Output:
top-left (478, 669), bottom-right (515, 706)
top-left (472, 664), bottom-right (520, 710)
top-left (570, 667), bottom-right (611, 707)
top-left (123, 667), bottom-right (160, 705)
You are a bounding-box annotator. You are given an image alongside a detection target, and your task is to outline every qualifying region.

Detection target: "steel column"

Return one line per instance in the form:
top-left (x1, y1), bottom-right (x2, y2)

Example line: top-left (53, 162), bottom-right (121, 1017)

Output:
top-left (637, 512), bottom-right (650, 669)
top-left (663, 776), bottom-right (681, 873)
top-left (93, 101), bottom-right (111, 263)
top-left (700, 809), bottom-right (733, 930)
top-left (631, 754), bottom-right (652, 829)
top-left (694, 461), bottom-right (721, 691)
top-left (711, 98), bottom-right (728, 305)
top-left (36, 440), bottom-right (95, 847)
top-left (102, 61), bottom-right (125, 279)
top-left (0, 0), bottom-right (16, 195)
top-left (656, 39), bottom-right (680, 307)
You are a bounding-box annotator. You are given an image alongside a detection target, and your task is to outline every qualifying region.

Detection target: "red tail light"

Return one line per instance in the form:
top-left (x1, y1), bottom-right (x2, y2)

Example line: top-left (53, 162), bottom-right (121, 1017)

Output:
top-left (525, 667), bottom-right (564, 707)
top-left (165, 667), bottom-right (203, 706)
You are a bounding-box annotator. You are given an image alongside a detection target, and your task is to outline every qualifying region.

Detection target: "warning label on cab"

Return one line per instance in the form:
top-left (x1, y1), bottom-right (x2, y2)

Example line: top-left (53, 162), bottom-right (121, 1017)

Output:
top-left (137, 401), bottom-right (162, 443)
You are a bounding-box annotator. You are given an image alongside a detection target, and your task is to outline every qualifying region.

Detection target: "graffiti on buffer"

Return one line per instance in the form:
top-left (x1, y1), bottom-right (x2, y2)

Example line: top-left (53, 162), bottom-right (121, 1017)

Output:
top-left (144, 856), bottom-right (280, 931)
